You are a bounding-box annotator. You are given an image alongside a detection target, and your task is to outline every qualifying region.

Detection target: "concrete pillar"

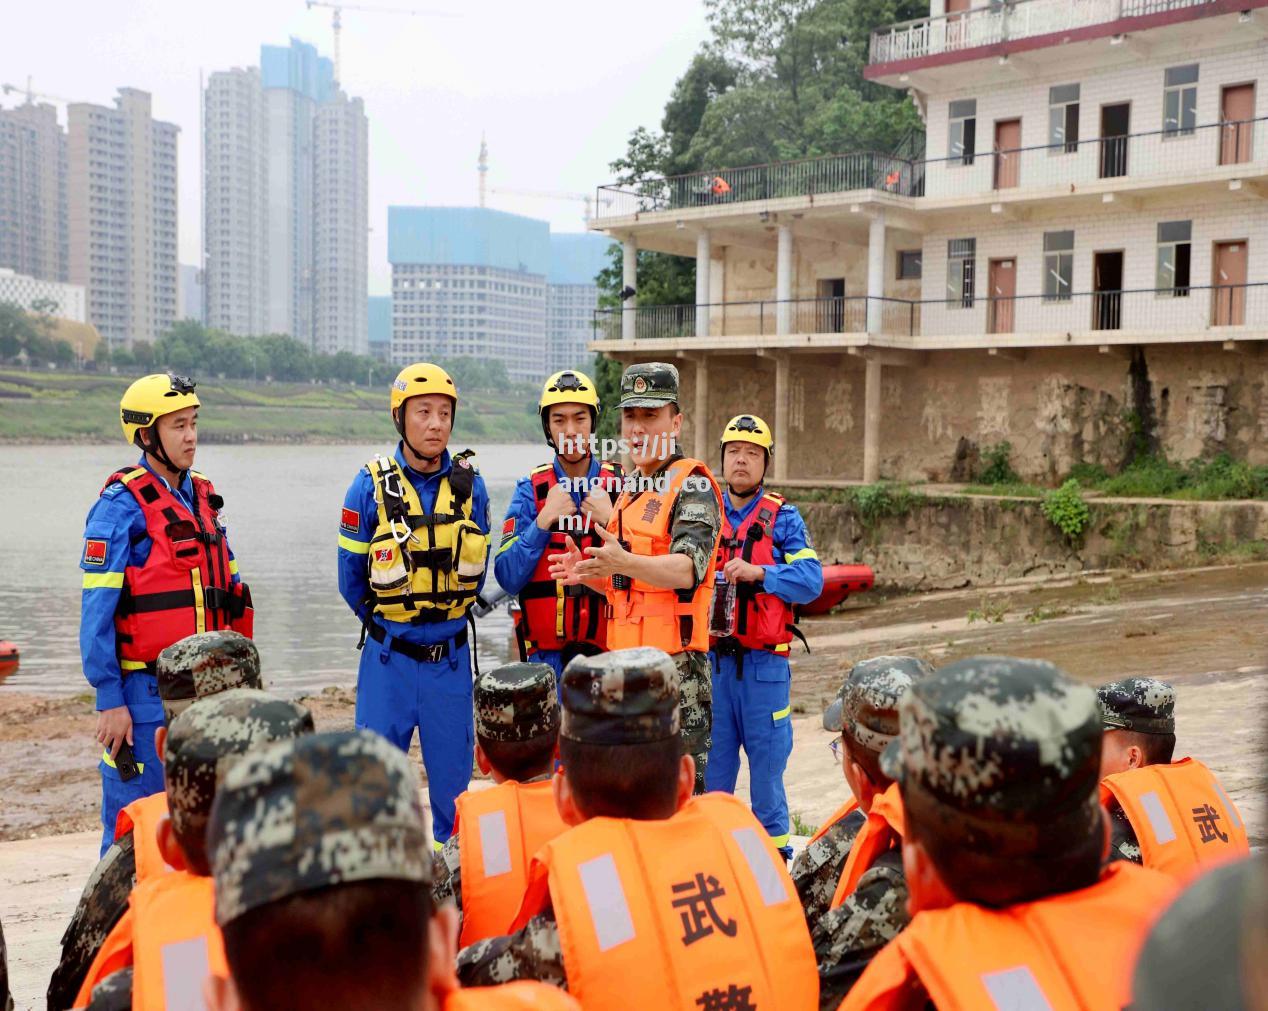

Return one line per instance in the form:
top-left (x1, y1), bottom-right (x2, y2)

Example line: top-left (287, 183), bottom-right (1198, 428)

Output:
top-left (776, 224), bottom-right (793, 336)
top-left (773, 353), bottom-right (790, 482)
top-left (621, 237), bottom-right (637, 341)
top-left (693, 356), bottom-right (710, 461)
top-left (863, 356), bottom-right (882, 483)
top-left (866, 212), bottom-right (886, 334)
top-left (695, 229), bottom-right (711, 338)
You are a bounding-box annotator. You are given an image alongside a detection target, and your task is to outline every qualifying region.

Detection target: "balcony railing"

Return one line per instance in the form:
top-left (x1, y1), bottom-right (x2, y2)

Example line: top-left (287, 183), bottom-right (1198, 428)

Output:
top-left (593, 284), bottom-right (1267, 340)
top-left (870, 0), bottom-right (1216, 65)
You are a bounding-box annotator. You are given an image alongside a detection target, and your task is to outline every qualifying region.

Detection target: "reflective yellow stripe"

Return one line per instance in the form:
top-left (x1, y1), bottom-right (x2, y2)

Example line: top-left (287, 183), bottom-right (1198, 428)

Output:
top-left (339, 535), bottom-right (371, 554)
top-left (496, 535), bottom-right (519, 556)
top-left (191, 569), bottom-right (206, 634)
top-left (120, 659), bottom-right (149, 671)
top-left (228, 559), bottom-right (239, 576)
top-left (118, 468), bottom-right (147, 484)
top-left (555, 580), bottom-right (565, 640)
top-left (82, 571), bottom-right (125, 590)
top-left (769, 833), bottom-right (791, 848)
top-left (772, 705), bottom-right (791, 721)
top-left (773, 643), bottom-right (791, 654)
top-left (101, 750), bottom-right (145, 773)
top-left (783, 548), bottom-right (819, 563)
top-left (433, 839), bottom-right (444, 853)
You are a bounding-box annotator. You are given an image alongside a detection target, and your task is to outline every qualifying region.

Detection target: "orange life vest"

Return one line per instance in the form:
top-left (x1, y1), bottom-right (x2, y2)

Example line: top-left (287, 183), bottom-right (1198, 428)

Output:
top-left (605, 458), bottom-right (722, 655)
top-left (1100, 757), bottom-right (1249, 878)
top-left (713, 491), bottom-right (795, 653)
top-left (444, 980), bottom-right (582, 1010)
top-left (516, 461), bottom-right (622, 655)
top-left (105, 467), bottom-right (253, 668)
top-left (809, 800), bottom-right (860, 846)
top-left (513, 792), bottom-right (818, 1010)
top-left (455, 779), bottom-right (570, 948)
top-left (114, 792), bottom-right (173, 884)
top-left (840, 863), bottom-right (1176, 1011)
top-left (131, 871), bottom-right (228, 1011)
top-left (830, 783), bottom-right (904, 910)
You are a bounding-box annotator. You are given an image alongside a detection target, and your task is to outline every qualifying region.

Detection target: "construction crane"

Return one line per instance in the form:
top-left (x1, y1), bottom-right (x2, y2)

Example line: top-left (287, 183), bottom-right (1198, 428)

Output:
top-left (304, 1), bottom-right (459, 84)
top-left (1, 77), bottom-right (77, 106)
top-left (488, 187), bottom-right (613, 226)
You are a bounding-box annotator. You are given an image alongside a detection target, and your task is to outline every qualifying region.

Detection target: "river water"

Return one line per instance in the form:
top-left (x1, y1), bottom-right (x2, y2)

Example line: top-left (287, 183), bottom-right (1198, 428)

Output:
top-left (0, 443), bottom-right (548, 697)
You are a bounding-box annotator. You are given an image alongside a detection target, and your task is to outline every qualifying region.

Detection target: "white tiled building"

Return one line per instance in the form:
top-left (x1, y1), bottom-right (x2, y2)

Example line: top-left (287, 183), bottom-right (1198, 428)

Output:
top-left (0, 268), bottom-right (86, 321)
top-left (589, 0), bottom-right (1267, 482)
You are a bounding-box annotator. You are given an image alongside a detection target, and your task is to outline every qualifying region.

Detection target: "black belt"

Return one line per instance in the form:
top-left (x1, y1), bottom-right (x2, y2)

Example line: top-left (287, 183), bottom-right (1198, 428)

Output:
top-left (365, 621), bottom-right (468, 664)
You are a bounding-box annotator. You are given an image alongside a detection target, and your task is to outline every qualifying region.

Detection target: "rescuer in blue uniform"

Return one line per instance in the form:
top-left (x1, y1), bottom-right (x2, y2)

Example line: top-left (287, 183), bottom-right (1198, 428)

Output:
top-left (337, 362), bottom-right (491, 846)
top-left (79, 374), bottom-right (249, 856)
top-left (705, 414), bottom-right (822, 859)
top-left (494, 369), bottom-right (621, 677)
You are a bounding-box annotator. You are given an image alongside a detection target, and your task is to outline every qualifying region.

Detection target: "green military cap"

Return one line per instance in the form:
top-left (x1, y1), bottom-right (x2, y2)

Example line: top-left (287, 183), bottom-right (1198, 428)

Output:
top-left (475, 662), bottom-right (559, 743)
top-left (560, 647), bottom-right (680, 745)
top-left (157, 631), bottom-right (263, 722)
top-left (619, 362), bottom-right (680, 408)
top-left (1097, 677), bottom-right (1176, 735)
top-left (823, 655), bottom-right (935, 754)
top-left (208, 729), bottom-right (430, 926)
top-left (165, 689), bottom-right (314, 858)
top-left (881, 656), bottom-right (1102, 857)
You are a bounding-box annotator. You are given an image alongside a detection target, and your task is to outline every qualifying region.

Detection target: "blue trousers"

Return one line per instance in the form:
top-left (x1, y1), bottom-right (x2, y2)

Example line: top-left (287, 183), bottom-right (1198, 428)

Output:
top-left (705, 648), bottom-right (793, 848)
top-left (98, 718), bottom-right (163, 857)
top-left (526, 648), bottom-right (564, 683)
top-left (356, 633), bottom-right (474, 845)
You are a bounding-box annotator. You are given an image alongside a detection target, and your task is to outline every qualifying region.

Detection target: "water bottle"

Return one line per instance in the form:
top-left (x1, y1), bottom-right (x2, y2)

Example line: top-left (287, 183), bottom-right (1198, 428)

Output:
top-left (709, 570), bottom-right (737, 638)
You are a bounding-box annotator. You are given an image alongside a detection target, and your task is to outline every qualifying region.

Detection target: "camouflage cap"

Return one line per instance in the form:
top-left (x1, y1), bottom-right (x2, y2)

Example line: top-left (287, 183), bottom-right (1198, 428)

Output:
top-left (157, 631), bottom-right (262, 722)
top-left (881, 656), bottom-right (1103, 857)
top-left (823, 655), bottom-right (935, 754)
top-left (1098, 677), bottom-right (1176, 735)
top-left (165, 689), bottom-right (314, 860)
top-left (207, 729), bottom-right (430, 925)
top-left (474, 662), bottom-right (559, 743)
top-left (620, 362), bottom-right (680, 408)
top-left (560, 647), bottom-right (680, 745)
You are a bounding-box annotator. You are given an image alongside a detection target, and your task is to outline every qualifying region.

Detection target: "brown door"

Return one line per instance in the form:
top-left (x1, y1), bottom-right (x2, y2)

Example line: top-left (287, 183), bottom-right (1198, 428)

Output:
top-left (1212, 241), bottom-right (1248, 326)
top-left (946, 0), bottom-right (970, 46)
top-left (993, 120), bottom-right (1022, 189)
top-left (1220, 84), bottom-right (1255, 165)
top-left (988, 258), bottom-right (1016, 334)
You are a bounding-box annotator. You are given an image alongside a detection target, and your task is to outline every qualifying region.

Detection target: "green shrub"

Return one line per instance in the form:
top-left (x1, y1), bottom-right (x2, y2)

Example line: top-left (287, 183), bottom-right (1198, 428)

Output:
top-left (978, 441), bottom-right (1020, 485)
top-left (1042, 479), bottom-right (1091, 542)
top-left (1067, 461), bottom-right (1109, 487)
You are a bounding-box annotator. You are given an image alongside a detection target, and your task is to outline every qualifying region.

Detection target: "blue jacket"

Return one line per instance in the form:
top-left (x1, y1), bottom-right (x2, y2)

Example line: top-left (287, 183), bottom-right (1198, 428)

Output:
top-left (79, 458), bottom-right (241, 714)
top-left (338, 444), bottom-right (491, 644)
top-left (723, 487), bottom-right (823, 606)
top-left (493, 455), bottom-right (607, 596)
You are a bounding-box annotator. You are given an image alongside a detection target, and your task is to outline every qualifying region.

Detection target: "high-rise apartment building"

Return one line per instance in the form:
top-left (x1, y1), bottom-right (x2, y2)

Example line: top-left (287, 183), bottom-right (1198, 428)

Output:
top-left (68, 88), bottom-right (178, 349)
top-left (314, 90), bottom-right (368, 355)
top-left (0, 101), bottom-right (67, 283)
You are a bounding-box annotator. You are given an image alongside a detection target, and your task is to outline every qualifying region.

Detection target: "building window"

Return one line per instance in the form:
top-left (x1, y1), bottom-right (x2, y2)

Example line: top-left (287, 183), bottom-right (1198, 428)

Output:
top-left (949, 99), bottom-right (976, 165)
top-left (897, 250), bottom-right (922, 279)
top-left (1048, 84), bottom-right (1080, 153)
top-left (1163, 65), bottom-right (1198, 137)
top-left (1156, 220), bottom-right (1191, 296)
top-left (947, 238), bottom-right (975, 308)
top-left (1042, 231), bottom-right (1074, 301)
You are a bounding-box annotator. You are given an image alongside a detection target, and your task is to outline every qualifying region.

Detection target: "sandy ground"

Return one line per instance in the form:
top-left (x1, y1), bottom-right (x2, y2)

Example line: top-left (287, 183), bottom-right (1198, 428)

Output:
top-left (2, 562), bottom-right (1265, 1008)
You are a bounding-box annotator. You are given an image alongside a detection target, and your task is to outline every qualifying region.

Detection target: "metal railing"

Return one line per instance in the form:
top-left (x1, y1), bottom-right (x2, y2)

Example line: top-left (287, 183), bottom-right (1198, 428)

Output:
top-left (870, 0), bottom-right (1216, 65)
top-left (593, 284), bottom-right (1266, 340)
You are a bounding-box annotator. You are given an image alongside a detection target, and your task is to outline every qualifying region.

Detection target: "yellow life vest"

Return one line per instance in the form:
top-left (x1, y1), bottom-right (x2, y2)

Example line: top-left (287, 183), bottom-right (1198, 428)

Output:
top-left (366, 453), bottom-right (488, 623)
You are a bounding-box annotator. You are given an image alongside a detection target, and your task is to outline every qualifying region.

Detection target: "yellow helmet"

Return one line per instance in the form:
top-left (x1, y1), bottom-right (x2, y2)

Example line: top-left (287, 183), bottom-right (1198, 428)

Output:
top-left (120, 373), bottom-right (200, 447)
top-left (390, 362), bottom-right (458, 415)
top-left (720, 414), bottom-right (773, 454)
top-left (539, 369), bottom-right (599, 449)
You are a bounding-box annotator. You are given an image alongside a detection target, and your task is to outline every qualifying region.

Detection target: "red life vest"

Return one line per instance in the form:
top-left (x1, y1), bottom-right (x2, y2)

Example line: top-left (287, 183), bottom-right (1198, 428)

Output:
top-left (516, 460), bottom-right (622, 654)
top-left (105, 467), bottom-right (253, 668)
top-left (713, 491), bottom-right (794, 653)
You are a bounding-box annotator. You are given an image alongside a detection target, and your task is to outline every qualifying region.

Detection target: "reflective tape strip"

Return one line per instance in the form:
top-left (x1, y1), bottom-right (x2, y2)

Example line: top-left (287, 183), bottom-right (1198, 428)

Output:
top-left (83, 571), bottom-right (126, 590)
top-left (578, 853), bottom-right (636, 952)
top-left (120, 659), bottom-right (149, 671)
top-left (339, 534), bottom-right (371, 555)
top-left (191, 569), bottom-right (206, 635)
top-left (773, 643), bottom-right (790, 654)
top-left (101, 750), bottom-right (145, 773)
top-left (478, 810), bottom-right (512, 878)
top-left (1139, 791), bottom-right (1177, 845)
top-left (433, 839), bottom-right (444, 853)
top-left (162, 935), bottom-right (211, 1010)
top-left (1214, 782), bottom-right (1243, 830)
top-left (228, 559), bottom-right (239, 576)
top-left (783, 548), bottom-right (820, 563)
top-left (982, 966), bottom-right (1053, 1011)
top-left (496, 535), bottom-right (519, 556)
top-left (772, 705), bottom-right (791, 722)
top-left (768, 833), bottom-right (790, 848)
top-left (732, 827), bottom-right (790, 906)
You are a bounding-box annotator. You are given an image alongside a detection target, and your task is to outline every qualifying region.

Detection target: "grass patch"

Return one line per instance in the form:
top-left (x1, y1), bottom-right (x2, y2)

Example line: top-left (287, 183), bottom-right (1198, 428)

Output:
top-left (1197, 537), bottom-right (1268, 562)
top-left (963, 482), bottom-right (1045, 498)
top-left (967, 596), bottom-right (1011, 624)
top-left (1093, 453), bottom-right (1268, 501)
top-left (1023, 603), bottom-right (1073, 624)
top-left (791, 811), bottom-right (819, 837)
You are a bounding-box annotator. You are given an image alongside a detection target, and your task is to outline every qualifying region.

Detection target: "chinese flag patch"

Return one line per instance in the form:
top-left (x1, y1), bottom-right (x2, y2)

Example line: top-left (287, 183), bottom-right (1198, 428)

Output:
top-left (83, 539), bottom-right (107, 566)
top-left (502, 517), bottom-right (516, 537)
top-left (340, 507), bottom-right (360, 534)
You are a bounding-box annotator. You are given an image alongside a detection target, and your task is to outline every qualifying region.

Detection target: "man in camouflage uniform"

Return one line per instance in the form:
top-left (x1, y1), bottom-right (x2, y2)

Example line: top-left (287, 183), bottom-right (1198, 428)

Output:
top-left (433, 662), bottom-right (565, 938)
top-left (47, 630), bottom-right (262, 1011)
top-left (803, 656), bottom-right (931, 1009)
top-left (204, 730), bottom-right (577, 1011)
top-left (549, 363), bottom-right (721, 793)
top-left (841, 656), bottom-right (1176, 1009)
top-left (79, 689), bottom-right (314, 1008)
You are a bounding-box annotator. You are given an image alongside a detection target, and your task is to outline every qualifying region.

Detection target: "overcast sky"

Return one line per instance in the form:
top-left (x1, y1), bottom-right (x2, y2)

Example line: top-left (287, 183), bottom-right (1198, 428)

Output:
top-left (0, 0), bottom-right (710, 294)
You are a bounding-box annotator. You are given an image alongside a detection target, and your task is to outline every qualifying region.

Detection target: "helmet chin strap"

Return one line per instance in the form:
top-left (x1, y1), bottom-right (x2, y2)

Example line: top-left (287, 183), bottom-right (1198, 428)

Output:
top-left (139, 426), bottom-right (185, 481)
top-left (395, 408), bottom-right (441, 467)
